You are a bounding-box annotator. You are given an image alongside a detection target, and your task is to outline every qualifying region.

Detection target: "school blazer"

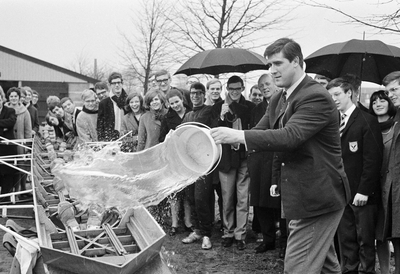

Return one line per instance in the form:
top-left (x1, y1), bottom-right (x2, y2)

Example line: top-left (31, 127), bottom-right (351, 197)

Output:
top-left (340, 107), bottom-right (383, 204)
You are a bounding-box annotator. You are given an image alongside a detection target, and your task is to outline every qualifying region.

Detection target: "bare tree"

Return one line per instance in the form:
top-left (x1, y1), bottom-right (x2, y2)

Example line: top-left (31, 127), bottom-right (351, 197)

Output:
top-left (119, 0), bottom-right (175, 94)
top-left (302, 0), bottom-right (400, 34)
top-left (68, 50), bottom-right (110, 81)
top-left (167, 0), bottom-right (292, 56)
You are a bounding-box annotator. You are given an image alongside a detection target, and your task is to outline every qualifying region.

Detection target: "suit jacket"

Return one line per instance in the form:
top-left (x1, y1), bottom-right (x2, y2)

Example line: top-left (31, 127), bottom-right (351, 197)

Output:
top-left (245, 75), bottom-right (351, 220)
top-left (341, 107), bottom-right (383, 204)
top-left (247, 100), bottom-right (280, 208)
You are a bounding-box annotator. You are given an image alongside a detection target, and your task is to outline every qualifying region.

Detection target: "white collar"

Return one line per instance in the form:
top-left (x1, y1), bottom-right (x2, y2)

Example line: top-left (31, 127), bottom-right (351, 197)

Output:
top-left (285, 72), bottom-right (306, 99)
top-left (342, 104), bottom-right (356, 118)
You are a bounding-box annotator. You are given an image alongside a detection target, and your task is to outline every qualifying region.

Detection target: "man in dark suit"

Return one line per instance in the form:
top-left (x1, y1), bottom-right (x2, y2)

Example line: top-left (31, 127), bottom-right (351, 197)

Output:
top-left (248, 73), bottom-right (287, 256)
top-left (97, 72), bottom-right (128, 141)
top-left (327, 78), bottom-right (383, 274)
top-left (211, 38), bottom-right (351, 273)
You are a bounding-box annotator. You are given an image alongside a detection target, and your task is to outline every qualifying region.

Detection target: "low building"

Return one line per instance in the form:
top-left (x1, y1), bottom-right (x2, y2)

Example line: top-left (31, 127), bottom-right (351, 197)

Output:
top-left (0, 45), bottom-right (98, 121)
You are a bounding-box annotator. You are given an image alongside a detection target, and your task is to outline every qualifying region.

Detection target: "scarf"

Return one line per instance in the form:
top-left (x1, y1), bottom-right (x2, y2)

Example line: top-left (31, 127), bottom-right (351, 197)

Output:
top-left (111, 89), bottom-right (128, 109)
top-left (82, 106), bottom-right (98, 114)
top-left (379, 117), bottom-right (395, 132)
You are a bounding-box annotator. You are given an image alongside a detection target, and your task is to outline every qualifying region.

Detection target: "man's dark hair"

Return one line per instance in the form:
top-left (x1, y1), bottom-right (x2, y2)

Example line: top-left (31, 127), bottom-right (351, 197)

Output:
top-left (264, 38), bottom-right (304, 69)
top-left (382, 71), bottom-right (400, 86)
top-left (94, 81), bottom-right (108, 91)
top-left (326, 78), bottom-right (354, 98)
top-left (227, 75), bottom-right (244, 87)
top-left (60, 97), bottom-right (73, 106)
top-left (108, 72), bottom-right (123, 84)
top-left (190, 82), bottom-right (206, 93)
top-left (48, 101), bottom-right (62, 112)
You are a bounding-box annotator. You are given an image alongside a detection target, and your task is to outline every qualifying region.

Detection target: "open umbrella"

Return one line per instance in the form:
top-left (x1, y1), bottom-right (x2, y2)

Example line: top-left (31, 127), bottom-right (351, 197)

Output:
top-left (174, 48), bottom-right (269, 76)
top-left (305, 39), bottom-right (400, 84)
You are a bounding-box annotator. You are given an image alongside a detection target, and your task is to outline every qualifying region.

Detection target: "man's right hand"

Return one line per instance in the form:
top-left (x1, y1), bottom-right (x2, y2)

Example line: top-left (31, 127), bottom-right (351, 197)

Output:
top-left (270, 185), bottom-right (280, 197)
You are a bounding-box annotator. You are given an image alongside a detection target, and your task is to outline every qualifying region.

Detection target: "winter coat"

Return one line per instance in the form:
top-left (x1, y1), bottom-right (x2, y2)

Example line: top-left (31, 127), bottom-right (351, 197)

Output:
top-left (0, 104), bottom-right (17, 174)
top-left (5, 103), bottom-right (32, 154)
top-left (76, 107), bottom-right (98, 143)
top-left (137, 108), bottom-right (167, 151)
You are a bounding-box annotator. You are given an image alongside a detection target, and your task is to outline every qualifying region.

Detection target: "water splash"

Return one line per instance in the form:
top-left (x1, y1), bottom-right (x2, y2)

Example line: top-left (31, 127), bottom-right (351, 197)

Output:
top-left (52, 126), bottom-right (219, 213)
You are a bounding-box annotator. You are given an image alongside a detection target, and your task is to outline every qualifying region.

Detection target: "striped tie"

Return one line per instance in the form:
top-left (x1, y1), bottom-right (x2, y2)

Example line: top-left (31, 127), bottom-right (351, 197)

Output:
top-left (339, 114), bottom-right (346, 137)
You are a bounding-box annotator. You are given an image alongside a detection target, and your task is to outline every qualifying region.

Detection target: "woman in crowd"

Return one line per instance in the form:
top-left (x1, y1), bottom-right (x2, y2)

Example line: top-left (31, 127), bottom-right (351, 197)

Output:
top-left (120, 92), bottom-right (145, 152)
top-left (159, 89), bottom-right (193, 236)
top-left (137, 89), bottom-right (167, 151)
top-left (369, 90), bottom-right (398, 274)
top-left (76, 89), bottom-right (99, 143)
top-left (5, 87), bottom-right (32, 194)
top-left (0, 87), bottom-right (17, 200)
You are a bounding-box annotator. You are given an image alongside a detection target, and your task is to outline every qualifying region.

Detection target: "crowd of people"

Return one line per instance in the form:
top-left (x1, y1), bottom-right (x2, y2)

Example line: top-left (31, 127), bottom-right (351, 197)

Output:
top-left (0, 37), bottom-right (400, 274)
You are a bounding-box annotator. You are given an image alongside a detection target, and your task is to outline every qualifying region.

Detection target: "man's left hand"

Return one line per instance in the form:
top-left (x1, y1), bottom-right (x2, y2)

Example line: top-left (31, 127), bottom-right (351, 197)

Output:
top-left (210, 127), bottom-right (245, 145)
top-left (352, 193), bottom-right (368, 207)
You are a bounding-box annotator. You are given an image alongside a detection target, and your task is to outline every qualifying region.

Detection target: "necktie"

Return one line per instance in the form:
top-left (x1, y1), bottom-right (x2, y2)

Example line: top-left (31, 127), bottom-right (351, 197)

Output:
top-left (339, 113), bottom-right (346, 137)
top-left (282, 90), bottom-right (287, 104)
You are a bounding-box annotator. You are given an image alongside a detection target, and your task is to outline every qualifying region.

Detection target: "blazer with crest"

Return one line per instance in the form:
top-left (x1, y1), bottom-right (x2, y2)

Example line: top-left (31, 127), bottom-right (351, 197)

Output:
top-left (244, 76), bottom-right (351, 220)
top-left (340, 107), bottom-right (383, 204)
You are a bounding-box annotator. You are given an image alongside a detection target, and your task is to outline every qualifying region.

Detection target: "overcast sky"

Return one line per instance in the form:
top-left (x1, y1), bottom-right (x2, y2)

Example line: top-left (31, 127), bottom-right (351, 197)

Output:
top-left (1, 0), bottom-right (398, 83)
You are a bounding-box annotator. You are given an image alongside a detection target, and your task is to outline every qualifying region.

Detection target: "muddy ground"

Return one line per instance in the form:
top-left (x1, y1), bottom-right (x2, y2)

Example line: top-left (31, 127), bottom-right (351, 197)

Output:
top-left (0, 207), bottom-right (394, 274)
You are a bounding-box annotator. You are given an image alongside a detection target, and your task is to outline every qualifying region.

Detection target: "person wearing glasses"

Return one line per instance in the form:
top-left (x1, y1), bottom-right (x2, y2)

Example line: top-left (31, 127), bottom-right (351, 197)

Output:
top-left (211, 75), bottom-right (255, 251)
top-left (154, 70), bottom-right (192, 109)
top-left (94, 81), bottom-right (109, 102)
top-left (75, 89), bottom-right (99, 143)
top-left (379, 71), bottom-right (400, 274)
top-left (97, 72), bottom-right (128, 142)
top-left (180, 82), bottom-right (214, 250)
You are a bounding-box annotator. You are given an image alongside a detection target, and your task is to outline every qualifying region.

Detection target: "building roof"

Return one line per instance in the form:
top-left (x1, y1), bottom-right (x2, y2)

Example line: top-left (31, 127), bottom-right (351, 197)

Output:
top-left (0, 45), bottom-right (99, 84)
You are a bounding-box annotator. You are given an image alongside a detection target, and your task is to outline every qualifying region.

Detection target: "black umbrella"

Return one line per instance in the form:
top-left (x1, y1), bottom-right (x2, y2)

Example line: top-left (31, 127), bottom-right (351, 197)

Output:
top-left (305, 39), bottom-right (400, 84)
top-left (174, 48), bottom-right (269, 76)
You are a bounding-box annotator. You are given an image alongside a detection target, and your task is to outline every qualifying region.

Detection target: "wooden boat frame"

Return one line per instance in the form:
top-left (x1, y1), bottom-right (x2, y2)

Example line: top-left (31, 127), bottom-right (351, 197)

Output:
top-left (0, 135), bottom-right (167, 274)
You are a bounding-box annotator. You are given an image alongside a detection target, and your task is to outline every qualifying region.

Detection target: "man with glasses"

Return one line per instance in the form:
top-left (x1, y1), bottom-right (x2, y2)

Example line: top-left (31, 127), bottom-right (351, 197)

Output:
top-left (381, 72), bottom-right (400, 267)
top-left (211, 75), bottom-right (255, 250)
top-left (94, 81), bottom-right (109, 101)
top-left (181, 82), bottom-right (215, 250)
top-left (154, 70), bottom-right (192, 109)
top-left (97, 72), bottom-right (128, 141)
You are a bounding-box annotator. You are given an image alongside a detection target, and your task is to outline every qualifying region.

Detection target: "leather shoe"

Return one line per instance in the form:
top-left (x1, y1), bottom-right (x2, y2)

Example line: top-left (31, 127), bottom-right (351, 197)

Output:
top-left (279, 247), bottom-right (286, 259)
top-left (236, 240), bottom-right (246, 250)
top-left (169, 227), bottom-right (177, 236)
top-left (255, 242), bottom-right (275, 253)
top-left (222, 237), bottom-right (234, 247)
